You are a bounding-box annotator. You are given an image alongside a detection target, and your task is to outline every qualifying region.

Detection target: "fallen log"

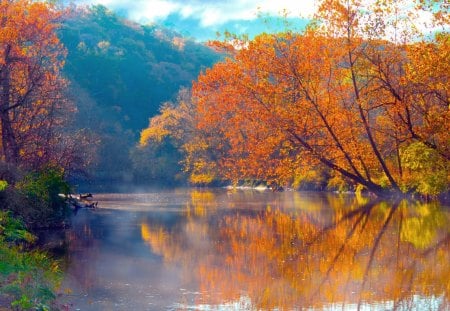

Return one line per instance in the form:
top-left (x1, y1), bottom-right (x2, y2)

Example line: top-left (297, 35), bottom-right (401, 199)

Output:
top-left (59, 193), bottom-right (98, 210)
top-left (68, 198), bottom-right (98, 209)
top-left (79, 193), bottom-right (93, 199)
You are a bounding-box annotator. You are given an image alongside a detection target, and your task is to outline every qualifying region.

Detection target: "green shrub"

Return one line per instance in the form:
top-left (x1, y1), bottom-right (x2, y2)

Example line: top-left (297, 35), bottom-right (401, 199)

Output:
top-left (17, 168), bottom-right (70, 207)
top-left (0, 211), bottom-right (36, 244)
top-left (1, 168), bottom-right (71, 229)
top-left (0, 211), bottom-right (61, 310)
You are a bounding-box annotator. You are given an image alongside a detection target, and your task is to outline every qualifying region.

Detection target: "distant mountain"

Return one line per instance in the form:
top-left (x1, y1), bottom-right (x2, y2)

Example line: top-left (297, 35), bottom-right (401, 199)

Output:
top-left (59, 5), bottom-right (221, 185)
top-left (60, 4), bottom-right (219, 133)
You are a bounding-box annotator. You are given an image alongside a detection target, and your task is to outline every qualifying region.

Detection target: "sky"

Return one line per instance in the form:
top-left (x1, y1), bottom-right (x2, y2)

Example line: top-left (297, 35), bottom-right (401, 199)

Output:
top-left (71, 0), bottom-right (316, 41)
top-left (68, 0), bottom-right (445, 42)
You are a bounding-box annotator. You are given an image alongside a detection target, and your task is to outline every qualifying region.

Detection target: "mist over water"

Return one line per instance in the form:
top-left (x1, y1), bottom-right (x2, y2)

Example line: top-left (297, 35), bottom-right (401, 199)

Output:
top-left (47, 189), bottom-right (449, 310)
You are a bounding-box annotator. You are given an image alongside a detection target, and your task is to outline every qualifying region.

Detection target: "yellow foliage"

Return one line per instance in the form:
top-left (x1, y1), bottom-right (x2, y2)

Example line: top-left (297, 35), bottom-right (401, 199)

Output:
top-left (189, 173), bottom-right (214, 184)
top-left (139, 126), bottom-right (170, 146)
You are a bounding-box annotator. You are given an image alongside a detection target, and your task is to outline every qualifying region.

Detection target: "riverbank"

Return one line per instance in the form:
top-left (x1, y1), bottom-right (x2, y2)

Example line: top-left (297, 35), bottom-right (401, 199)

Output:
top-left (0, 167), bottom-right (71, 310)
top-left (0, 211), bottom-right (61, 310)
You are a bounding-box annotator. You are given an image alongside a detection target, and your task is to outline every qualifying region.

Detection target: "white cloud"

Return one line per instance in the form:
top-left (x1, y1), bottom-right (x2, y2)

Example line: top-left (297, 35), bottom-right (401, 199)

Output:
top-left (124, 0), bottom-right (180, 22)
top-left (180, 5), bottom-right (194, 18)
top-left (76, 0), bottom-right (316, 25)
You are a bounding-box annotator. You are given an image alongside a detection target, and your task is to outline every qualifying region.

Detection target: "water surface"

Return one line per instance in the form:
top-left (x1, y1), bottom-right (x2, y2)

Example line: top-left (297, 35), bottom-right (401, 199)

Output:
top-left (49, 189), bottom-right (450, 310)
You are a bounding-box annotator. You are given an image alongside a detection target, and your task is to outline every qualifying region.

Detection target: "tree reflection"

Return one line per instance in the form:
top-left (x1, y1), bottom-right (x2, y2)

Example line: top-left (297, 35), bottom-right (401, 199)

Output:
top-left (140, 192), bottom-right (450, 310)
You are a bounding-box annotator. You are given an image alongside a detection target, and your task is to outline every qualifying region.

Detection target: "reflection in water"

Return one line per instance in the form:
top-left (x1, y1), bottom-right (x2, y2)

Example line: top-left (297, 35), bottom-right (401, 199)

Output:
top-left (56, 190), bottom-right (449, 310)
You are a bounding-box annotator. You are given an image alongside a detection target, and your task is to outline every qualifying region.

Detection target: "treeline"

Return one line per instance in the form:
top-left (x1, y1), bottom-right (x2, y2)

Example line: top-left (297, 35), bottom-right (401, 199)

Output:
top-left (141, 0), bottom-right (449, 197)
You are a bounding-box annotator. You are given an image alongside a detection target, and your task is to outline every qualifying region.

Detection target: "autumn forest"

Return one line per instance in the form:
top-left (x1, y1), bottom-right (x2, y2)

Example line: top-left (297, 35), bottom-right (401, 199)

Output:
top-left (0, 0), bottom-right (447, 196)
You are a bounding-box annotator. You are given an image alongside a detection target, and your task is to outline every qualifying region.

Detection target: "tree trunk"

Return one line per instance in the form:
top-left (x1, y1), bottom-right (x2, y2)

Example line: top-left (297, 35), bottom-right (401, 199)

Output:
top-left (0, 60), bottom-right (19, 164)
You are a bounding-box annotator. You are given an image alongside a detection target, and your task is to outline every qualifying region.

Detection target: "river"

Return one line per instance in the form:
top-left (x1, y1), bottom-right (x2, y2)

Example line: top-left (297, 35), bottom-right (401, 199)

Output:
top-left (42, 189), bottom-right (449, 310)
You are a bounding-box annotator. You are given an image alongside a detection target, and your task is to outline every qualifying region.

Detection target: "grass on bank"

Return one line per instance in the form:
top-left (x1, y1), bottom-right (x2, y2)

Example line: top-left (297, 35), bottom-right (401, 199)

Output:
top-left (0, 167), bottom-right (70, 310)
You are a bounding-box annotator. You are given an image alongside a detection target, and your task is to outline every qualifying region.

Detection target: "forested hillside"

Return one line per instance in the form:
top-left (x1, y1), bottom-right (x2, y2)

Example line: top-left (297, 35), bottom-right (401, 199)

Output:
top-left (59, 5), bottom-right (220, 186)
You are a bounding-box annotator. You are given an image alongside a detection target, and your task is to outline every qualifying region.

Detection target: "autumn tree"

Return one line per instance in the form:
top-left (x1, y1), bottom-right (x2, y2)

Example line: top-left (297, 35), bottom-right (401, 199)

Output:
top-left (189, 0), bottom-right (449, 195)
top-left (0, 0), bottom-right (88, 173)
top-left (140, 88), bottom-right (222, 184)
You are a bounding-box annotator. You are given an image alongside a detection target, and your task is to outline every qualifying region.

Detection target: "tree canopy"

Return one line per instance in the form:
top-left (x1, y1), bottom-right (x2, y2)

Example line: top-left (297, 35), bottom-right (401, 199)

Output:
top-left (0, 0), bottom-right (90, 173)
top-left (141, 0), bottom-right (449, 196)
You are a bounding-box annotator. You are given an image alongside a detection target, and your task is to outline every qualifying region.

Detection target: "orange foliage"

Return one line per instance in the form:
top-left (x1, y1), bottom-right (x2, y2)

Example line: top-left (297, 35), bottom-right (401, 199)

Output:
top-left (190, 0), bottom-right (449, 194)
top-left (0, 0), bottom-right (83, 170)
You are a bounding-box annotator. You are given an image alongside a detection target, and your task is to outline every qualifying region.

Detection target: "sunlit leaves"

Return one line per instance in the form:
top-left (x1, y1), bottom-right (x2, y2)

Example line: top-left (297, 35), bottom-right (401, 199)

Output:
top-left (139, 88), bottom-right (219, 184)
top-left (139, 103), bottom-right (175, 145)
top-left (401, 142), bottom-right (449, 195)
top-left (185, 0), bottom-right (450, 195)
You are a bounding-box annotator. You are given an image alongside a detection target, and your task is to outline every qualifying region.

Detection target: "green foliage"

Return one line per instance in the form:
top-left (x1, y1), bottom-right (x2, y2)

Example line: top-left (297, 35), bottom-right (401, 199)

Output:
top-left (0, 180), bottom-right (7, 191)
top-left (17, 168), bottom-right (70, 205)
top-left (59, 5), bottom-right (220, 185)
top-left (0, 246), bottom-right (60, 310)
top-left (0, 211), bottom-right (36, 244)
top-left (401, 142), bottom-right (448, 196)
top-left (0, 212), bottom-right (60, 310)
top-left (1, 168), bottom-right (71, 229)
